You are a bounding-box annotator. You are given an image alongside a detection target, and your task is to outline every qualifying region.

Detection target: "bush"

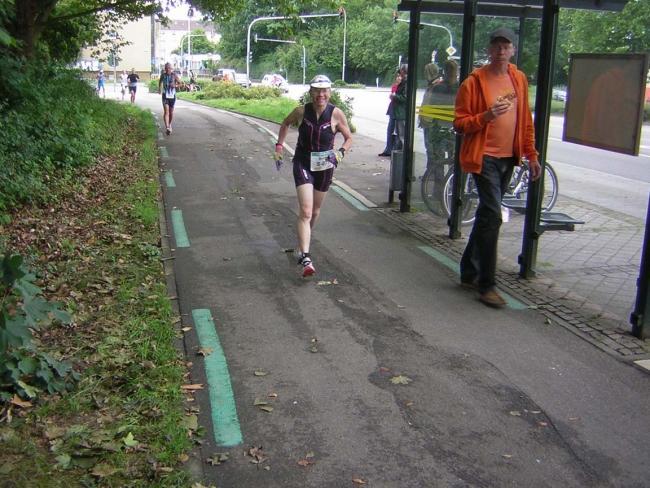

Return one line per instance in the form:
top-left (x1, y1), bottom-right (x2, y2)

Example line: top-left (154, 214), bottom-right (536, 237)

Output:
top-left (332, 79), bottom-right (366, 89)
top-left (299, 89), bottom-right (356, 132)
top-left (0, 58), bottom-right (130, 221)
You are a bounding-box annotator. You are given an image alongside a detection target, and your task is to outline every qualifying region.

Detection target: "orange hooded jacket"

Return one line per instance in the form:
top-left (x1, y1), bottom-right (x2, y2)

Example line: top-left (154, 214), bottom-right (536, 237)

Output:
top-left (453, 63), bottom-right (538, 174)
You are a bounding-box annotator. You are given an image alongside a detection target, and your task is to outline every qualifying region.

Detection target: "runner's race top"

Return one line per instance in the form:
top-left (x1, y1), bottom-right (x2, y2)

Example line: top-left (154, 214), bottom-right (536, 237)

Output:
top-left (161, 73), bottom-right (176, 99)
top-left (294, 103), bottom-right (336, 163)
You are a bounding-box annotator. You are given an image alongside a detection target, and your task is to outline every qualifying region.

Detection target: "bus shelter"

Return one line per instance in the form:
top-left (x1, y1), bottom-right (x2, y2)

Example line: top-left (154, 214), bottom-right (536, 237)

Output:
top-left (393, 0), bottom-right (648, 338)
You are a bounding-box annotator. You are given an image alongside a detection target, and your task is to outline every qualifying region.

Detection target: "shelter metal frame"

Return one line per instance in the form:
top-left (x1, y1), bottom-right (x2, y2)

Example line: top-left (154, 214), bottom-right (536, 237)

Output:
top-left (396, 1), bottom-right (647, 338)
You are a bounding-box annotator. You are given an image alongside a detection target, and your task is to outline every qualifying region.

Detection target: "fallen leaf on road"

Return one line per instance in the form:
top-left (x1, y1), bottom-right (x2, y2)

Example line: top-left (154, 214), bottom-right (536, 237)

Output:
top-left (297, 459), bottom-right (314, 466)
top-left (502, 454), bottom-right (513, 459)
top-left (405, 401), bottom-right (414, 407)
top-left (258, 406), bottom-right (274, 413)
top-left (178, 453), bottom-right (189, 463)
top-left (181, 384), bottom-right (204, 390)
top-left (247, 446), bottom-right (266, 464)
top-left (268, 393), bottom-right (278, 398)
top-left (390, 375), bottom-right (412, 385)
top-left (254, 370), bottom-right (268, 377)
top-left (538, 421), bottom-right (548, 427)
top-left (206, 453), bottom-right (229, 465)
top-left (352, 477), bottom-right (367, 484)
top-left (181, 327), bottom-right (192, 332)
top-left (568, 416), bottom-right (580, 421)
top-left (509, 411), bottom-right (521, 417)
top-left (253, 399), bottom-right (269, 406)
top-left (197, 347), bottom-right (213, 357)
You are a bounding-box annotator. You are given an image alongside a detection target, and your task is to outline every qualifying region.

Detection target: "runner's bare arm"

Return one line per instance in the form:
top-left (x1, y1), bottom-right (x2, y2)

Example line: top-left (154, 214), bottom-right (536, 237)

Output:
top-left (333, 108), bottom-right (352, 152)
top-left (276, 106), bottom-right (304, 146)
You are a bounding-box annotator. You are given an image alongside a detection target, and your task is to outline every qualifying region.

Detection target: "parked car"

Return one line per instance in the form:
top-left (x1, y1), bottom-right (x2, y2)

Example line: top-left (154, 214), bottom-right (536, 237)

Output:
top-left (261, 73), bottom-right (289, 92)
top-left (234, 72), bottom-right (251, 88)
top-left (552, 87), bottom-right (567, 102)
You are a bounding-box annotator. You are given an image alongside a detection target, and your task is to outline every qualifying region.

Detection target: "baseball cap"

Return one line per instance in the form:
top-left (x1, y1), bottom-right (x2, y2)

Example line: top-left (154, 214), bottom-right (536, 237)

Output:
top-left (310, 75), bottom-right (332, 88)
top-left (489, 27), bottom-right (516, 44)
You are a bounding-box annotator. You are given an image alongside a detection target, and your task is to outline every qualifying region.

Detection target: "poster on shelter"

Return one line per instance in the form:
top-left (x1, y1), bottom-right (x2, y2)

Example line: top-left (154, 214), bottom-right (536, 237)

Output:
top-left (563, 53), bottom-right (648, 155)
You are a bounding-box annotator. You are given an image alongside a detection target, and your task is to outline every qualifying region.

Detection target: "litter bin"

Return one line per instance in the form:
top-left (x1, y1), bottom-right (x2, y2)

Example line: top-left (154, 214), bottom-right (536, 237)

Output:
top-left (390, 150), bottom-right (404, 191)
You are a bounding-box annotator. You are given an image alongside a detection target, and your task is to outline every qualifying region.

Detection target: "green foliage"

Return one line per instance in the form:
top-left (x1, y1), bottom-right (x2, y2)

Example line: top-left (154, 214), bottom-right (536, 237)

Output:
top-left (298, 89), bottom-right (356, 132)
top-left (195, 81), bottom-right (282, 100)
top-left (172, 28), bottom-right (219, 55)
top-left (332, 79), bottom-right (365, 89)
top-left (0, 57), bottom-right (130, 221)
top-left (0, 254), bottom-right (77, 402)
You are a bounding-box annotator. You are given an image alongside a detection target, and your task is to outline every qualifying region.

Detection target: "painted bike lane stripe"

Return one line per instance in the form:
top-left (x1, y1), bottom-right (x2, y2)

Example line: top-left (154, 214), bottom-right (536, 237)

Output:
top-left (159, 146), bottom-right (169, 158)
top-left (164, 171), bottom-right (176, 188)
top-left (192, 309), bottom-right (243, 447)
top-left (331, 186), bottom-right (369, 212)
top-left (416, 245), bottom-right (527, 310)
top-left (171, 209), bottom-right (190, 248)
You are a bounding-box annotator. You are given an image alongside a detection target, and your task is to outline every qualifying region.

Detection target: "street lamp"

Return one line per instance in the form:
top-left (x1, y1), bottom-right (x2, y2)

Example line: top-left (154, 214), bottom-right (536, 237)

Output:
top-left (186, 7), bottom-right (194, 77)
top-left (246, 11), bottom-right (347, 82)
top-left (255, 35), bottom-right (307, 85)
top-left (393, 16), bottom-right (456, 58)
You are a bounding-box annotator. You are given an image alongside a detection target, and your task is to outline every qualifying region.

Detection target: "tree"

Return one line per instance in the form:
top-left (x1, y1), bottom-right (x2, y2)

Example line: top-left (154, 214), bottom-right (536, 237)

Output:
top-left (172, 28), bottom-right (218, 55)
top-left (3, 0), bottom-right (313, 60)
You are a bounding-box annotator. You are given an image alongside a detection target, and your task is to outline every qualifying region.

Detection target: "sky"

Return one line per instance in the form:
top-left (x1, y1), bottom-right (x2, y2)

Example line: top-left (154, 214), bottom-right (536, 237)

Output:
top-left (162, 1), bottom-right (203, 20)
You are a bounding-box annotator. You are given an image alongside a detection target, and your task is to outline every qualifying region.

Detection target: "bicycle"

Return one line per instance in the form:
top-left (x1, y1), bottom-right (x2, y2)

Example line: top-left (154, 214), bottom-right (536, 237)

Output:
top-left (439, 160), bottom-right (559, 225)
top-left (420, 127), bottom-right (456, 216)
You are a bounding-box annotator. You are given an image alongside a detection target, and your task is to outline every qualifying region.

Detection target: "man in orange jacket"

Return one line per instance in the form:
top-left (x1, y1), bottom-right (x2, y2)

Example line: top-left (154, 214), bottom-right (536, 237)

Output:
top-left (453, 27), bottom-right (541, 308)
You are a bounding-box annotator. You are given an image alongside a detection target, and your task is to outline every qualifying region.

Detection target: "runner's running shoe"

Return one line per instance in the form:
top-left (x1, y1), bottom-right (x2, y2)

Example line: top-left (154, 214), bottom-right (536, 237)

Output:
top-left (298, 253), bottom-right (315, 277)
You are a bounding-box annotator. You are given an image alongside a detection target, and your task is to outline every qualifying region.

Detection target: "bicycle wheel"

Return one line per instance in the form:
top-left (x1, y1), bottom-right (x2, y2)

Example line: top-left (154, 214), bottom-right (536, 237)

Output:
top-left (443, 172), bottom-right (479, 225)
top-left (502, 163), bottom-right (558, 211)
top-left (421, 166), bottom-right (445, 216)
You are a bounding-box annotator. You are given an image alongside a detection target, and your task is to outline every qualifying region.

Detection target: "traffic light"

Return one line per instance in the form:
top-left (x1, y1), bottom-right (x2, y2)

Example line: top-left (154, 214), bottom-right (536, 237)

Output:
top-left (248, 52), bottom-right (253, 62)
top-left (392, 11), bottom-right (398, 24)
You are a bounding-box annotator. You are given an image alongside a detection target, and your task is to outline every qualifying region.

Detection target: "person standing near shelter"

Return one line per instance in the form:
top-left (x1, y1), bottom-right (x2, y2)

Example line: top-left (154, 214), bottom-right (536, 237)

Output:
top-left (274, 75), bottom-right (353, 277)
top-left (392, 64), bottom-right (408, 150)
top-left (158, 63), bottom-right (181, 135)
top-left (127, 68), bottom-right (140, 104)
top-left (378, 71), bottom-right (402, 157)
top-left (453, 28), bottom-right (540, 308)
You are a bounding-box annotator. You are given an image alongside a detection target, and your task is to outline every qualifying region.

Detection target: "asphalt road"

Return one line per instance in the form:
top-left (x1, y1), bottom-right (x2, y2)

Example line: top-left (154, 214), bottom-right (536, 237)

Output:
top-left (135, 91), bottom-right (650, 487)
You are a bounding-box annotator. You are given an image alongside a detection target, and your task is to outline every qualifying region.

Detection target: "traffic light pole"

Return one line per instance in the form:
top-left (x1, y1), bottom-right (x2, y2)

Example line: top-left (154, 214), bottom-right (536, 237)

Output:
top-left (246, 12), bottom-right (345, 82)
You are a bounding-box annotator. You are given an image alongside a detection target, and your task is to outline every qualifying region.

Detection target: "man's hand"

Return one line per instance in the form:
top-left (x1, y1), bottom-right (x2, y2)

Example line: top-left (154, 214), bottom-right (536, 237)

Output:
top-left (485, 99), bottom-right (512, 121)
top-left (528, 160), bottom-right (542, 181)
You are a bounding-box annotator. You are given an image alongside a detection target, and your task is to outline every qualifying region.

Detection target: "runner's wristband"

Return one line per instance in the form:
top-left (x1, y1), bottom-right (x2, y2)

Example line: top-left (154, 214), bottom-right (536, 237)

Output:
top-left (275, 143), bottom-right (283, 150)
top-left (338, 147), bottom-right (346, 158)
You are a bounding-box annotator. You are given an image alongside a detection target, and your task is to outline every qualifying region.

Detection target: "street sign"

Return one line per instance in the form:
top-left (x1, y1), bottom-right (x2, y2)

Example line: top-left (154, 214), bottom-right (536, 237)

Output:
top-left (446, 46), bottom-right (457, 57)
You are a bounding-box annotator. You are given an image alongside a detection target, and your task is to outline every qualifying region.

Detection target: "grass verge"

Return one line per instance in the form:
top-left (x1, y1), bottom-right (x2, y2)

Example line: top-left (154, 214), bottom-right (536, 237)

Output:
top-left (177, 92), bottom-right (298, 124)
top-left (0, 105), bottom-right (195, 487)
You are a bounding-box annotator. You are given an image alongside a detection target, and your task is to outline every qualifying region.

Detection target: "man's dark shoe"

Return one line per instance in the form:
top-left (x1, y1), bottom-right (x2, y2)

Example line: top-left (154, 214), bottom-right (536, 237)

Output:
top-left (479, 289), bottom-right (506, 308)
top-left (460, 279), bottom-right (478, 291)
top-left (378, 152), bottom-right (390, 157)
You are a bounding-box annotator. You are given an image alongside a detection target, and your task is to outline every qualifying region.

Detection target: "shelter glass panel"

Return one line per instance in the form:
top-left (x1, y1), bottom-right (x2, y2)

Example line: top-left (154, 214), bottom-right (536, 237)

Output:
top-left (411, 13), bottom-right (462, 222)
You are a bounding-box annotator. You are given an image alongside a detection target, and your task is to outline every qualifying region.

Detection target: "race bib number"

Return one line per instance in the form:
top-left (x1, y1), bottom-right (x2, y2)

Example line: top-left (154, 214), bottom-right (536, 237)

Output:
top-left (310, 150), bottom-right (336, 172)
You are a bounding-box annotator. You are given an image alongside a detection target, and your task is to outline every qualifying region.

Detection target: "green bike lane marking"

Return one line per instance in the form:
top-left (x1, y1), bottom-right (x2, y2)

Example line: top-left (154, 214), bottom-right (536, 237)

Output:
top-left (159, 146), bottom-right (169, 158)
top-left (192, 309), bottom-right (243, 447)
top-left (164, 171), bottom-right (176, 188)
top-left (331, 186), bottom-right (369, 212)
top-left (171, 209), bottom-right (190, 248)
top-left (416, 246), bottom-right (527, 310)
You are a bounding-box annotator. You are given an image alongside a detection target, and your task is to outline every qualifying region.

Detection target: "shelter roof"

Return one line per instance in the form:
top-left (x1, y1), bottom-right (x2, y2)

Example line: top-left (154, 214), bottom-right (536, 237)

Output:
top-left (398, 0), bottom-right (628, 18)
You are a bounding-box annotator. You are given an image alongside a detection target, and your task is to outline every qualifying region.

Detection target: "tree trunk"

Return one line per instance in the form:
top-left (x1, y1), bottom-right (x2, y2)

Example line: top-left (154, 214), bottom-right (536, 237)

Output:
top-left (13, 0), bottom-right (59, 58)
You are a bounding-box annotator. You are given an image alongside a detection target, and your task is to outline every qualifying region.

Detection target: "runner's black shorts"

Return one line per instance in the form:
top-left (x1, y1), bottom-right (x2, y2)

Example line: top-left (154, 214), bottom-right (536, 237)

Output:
top-left (162, 95), bottom-right (176, 108)
top-left (292, 160), bottom-right (335, 192)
